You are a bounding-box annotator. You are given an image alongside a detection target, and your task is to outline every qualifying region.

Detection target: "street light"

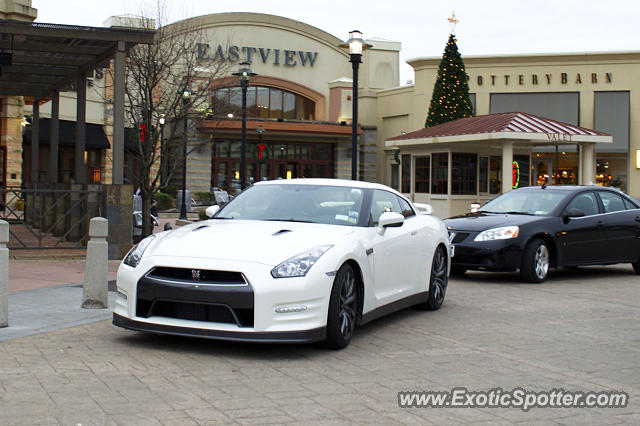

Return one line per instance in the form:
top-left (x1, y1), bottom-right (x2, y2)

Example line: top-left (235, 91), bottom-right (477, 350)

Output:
top-left (232, 62), bottom-right (257, 190)
top-left (340, 30), bottom-right (371, 181)
top-left (158, 114), bottom-right (166, 188)
top-left (180, 88), bottom-right (191, 220)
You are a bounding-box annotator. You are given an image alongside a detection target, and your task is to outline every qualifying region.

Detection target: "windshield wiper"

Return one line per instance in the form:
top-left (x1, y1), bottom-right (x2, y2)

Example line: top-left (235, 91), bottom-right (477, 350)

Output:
top-left (211, 216), bottom-right (233, 220)
top-left (504, 211), bottom-right (534, 215)
top-left (263, 218), bottom-right (317, 223)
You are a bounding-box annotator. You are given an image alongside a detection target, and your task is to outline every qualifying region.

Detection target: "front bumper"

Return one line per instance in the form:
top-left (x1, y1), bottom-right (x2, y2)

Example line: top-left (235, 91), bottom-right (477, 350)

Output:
top-left (451, 237), bottom-right (524, 271)
top-left (113, 255), bottom-right (334, 340)
top-left (113, 313), bottom-right (326, 343)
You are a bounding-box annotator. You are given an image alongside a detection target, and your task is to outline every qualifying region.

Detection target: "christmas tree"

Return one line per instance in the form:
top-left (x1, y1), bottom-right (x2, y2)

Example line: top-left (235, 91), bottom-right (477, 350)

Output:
top-left (425, 34), bottom-right (473, 127)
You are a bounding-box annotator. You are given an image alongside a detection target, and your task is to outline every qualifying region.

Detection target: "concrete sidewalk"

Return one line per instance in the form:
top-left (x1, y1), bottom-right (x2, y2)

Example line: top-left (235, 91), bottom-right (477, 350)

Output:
top-left (1, 258), bottom-right (121, 342)
top-left (0, 284), bottom-right (116, 342)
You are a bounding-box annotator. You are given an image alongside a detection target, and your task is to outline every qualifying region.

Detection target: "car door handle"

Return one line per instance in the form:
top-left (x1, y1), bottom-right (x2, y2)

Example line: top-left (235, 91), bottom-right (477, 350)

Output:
top-left (597, 221), bottom-right (605, 228)
top-left (635, 217), bottom-right (640, 223)
top-left (411, 231), bottom-right (418, 236)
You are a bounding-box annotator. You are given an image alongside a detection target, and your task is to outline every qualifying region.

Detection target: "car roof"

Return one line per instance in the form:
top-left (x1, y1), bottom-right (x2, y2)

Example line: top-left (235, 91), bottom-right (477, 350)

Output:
top-left (516, 185), bottom-right (625, 193)
top-left (254, 178), bottom-right (402, 194)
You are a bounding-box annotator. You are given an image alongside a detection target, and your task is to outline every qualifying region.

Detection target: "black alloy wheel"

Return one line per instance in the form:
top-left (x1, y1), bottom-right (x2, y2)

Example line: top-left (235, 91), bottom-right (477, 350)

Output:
top-left (417, 246), bottom-right (448, 311)
top-left (325, 263), bottom-right (358, 349)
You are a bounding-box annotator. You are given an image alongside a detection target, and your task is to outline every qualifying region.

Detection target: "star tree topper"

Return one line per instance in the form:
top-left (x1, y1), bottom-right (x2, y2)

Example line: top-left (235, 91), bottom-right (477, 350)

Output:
top-left (448, 11), bottom-right (459, 33)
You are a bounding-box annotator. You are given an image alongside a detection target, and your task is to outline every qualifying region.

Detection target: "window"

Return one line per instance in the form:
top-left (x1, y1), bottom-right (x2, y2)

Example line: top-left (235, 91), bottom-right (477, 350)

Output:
top-left (566, 192), bottom-right (599, 216)
top-left (623, 197), bottom-right (639, 210)
top-left (369, 190), bottom-right (402, 226)
top-left (599, 191), bottom-right (626, 213)
top-left (479, 157), bottom-right (488, 193)
top-left (397, 196), bottom-right (415, 218)
top-left (401, 155), bottom-right (411, 193)
top-left (414, 156), bottom-right (430, 193)
top-left (489, 156), bottom-right (502, 194)
top-left (452, 153), bottom-right (477, 195)
top-left (212, 86), bottom-right (315, 120)
top-left (431, 153), bottom-right (448, 194)
top-left (391, 164), bottom-right (399, 190)
top-left (513, 154), bottom-right (530, 188)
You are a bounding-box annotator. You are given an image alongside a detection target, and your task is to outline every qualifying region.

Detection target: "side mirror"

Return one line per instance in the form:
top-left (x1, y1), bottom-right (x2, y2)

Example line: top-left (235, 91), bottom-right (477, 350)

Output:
top-left (377, 211), bottom-right (404, 234)
top-left (205, 205), bottom-right (220, 218)
top-left (563, 207), bottom-right (585, 223)
top-left (163, 222), bottom-right (173, 231)
top-left (470, 202), bottom-right (481, 213)
top-left (413, 203), bottom-right (433, 215)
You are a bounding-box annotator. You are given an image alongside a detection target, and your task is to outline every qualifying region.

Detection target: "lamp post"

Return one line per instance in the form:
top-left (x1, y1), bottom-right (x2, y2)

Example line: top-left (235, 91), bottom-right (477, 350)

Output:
top-left (340, 30), bottom-right (371, 181)
top-left (232, 62), bottom-right (257, 190)
top-left (158, 114), bottom-right (166, 188)
top-left (180, 89), bottom-right (191, 220)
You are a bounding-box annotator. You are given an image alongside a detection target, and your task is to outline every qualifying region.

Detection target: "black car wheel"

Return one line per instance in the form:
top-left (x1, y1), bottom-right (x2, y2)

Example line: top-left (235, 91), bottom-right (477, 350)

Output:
top-left (417, 247), bottom-right (448, 310)
top-left (520, 238), bottom-right (550, 283)
top-left (632, 261), bottom-right (640, 275)
top-left (325, 263), bottom-right (358, 349)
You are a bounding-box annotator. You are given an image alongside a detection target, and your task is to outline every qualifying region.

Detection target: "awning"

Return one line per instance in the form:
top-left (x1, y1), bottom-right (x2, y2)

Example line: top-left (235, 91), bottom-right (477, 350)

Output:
top-left (23, 118), bottom-right (110, 149)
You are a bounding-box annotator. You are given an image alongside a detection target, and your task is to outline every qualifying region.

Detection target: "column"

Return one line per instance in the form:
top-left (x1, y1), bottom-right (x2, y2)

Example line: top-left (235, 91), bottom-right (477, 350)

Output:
top-left (580, 142), bottom-right (595, 185)
top-left (112, 40), bottom-right (126, 185)
top-left (75, 74), bottom-right (87, 184)
top-left (502, 141), bottom-right (513, 193)
top-left (31, 99), bottom-right (39, 183)
top-left (49, 91), bottom-right (60, 184)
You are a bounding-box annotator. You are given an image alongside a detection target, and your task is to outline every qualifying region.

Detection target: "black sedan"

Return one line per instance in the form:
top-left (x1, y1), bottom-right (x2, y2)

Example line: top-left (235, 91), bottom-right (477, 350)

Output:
top-left (445, 185), bottom-right (640, 283)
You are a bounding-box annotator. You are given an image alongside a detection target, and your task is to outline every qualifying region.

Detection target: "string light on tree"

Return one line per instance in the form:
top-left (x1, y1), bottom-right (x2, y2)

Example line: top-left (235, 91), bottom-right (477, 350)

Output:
top-left (425, 13), bottom-right (472, 128)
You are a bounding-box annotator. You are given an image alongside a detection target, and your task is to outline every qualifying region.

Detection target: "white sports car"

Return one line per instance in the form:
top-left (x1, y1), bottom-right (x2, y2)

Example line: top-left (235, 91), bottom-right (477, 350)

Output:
top-left (113, 179), bottom-right (450, 348)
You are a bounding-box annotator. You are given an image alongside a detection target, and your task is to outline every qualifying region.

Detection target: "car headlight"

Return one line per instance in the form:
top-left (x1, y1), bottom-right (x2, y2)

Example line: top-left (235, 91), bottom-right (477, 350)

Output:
top-left (474, 226), bottom-right (519, 242)
top-left (123, 235), bottom-right (156, 267)
top-left (271, 245), bottom-right (333, 278)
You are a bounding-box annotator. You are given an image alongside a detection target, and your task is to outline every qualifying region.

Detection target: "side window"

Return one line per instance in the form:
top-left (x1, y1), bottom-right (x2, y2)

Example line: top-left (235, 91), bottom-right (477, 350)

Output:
top-left (599, 192), bottom-right (626, 213)
top-left (369, 190), bottom-right (402, 226)
top-left (565, 192), bottom-right (599, 216)
top-left (397, 196), bottom-right (416, 218)
top-left (623, 197), bottom-right (639, 210)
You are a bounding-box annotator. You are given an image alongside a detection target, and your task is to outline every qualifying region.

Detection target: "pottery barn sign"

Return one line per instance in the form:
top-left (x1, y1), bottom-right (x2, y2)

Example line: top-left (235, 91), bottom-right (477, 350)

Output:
top-left (470, 72), bottom-right (613, 86)
top-left (197, 43), bottom-right (318, 67)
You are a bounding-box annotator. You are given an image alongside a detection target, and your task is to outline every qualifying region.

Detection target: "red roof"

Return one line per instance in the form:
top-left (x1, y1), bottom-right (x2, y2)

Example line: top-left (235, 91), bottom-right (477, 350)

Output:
top-left (388, 112), bottom-right (610, 141)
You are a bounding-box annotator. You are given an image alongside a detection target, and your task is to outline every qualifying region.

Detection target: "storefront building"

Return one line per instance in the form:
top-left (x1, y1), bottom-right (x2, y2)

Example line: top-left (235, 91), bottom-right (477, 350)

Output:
top-left (377, 52), bottom-right (640, 211)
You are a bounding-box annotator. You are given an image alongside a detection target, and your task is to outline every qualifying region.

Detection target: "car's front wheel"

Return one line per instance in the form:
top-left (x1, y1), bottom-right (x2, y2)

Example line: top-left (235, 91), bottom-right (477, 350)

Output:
top-left (417, 246), bottom-right (448, 311)
top-left (324, 263), bottom-right (358, 349)
top-left (520, 238), bottom-right (550, 283)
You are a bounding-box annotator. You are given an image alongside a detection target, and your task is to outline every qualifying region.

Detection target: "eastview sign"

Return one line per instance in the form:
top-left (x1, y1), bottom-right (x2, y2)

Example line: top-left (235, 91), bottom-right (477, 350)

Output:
top-left (197, 43), bottom-right (318, 67)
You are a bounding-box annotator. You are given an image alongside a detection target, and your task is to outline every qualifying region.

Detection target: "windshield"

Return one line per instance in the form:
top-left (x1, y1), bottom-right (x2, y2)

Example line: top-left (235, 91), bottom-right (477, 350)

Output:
top-left (479, 190), bottom-right (567, 216)
top-left (214, 184), bottom-right (365, 226)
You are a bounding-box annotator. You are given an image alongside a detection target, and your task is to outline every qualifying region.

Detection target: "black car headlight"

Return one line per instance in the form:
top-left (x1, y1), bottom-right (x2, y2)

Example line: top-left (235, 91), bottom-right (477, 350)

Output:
top-left (271, 245), bottom-right (333, 278)
top-left (123, 235), bottom-right (156, 267)
top-left (474, 226), bottom-right (519, 242)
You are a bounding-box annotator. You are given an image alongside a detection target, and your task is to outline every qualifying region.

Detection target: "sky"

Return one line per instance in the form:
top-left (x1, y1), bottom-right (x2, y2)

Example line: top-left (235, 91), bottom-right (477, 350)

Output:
top-left (34, 0), bottom-right (640, 86)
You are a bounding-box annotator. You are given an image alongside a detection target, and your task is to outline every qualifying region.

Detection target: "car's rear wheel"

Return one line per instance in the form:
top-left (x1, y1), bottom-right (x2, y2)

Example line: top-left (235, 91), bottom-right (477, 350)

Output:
top-left (417, 247), bottom-right (448, 311)
top-left (324, 263), bottom-right (358, 349)
top-left (632, 260), bottom-right (640, 274)
top-left (520, 238), bottom-right (550, 283)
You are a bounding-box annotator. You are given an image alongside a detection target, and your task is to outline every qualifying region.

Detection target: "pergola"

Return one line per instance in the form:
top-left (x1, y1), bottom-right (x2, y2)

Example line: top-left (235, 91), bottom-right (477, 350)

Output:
top-left (0, 19), bottom-right (155, 184)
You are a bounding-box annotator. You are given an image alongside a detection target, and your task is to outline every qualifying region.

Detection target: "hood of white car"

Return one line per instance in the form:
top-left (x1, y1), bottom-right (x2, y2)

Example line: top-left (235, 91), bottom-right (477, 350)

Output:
top-left (149, 219), bottom-right (355, 266)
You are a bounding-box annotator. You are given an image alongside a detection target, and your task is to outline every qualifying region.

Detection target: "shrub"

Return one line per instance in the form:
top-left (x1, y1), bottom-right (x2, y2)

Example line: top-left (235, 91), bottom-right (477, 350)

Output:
top-left (155, 192), bottom-right (174, 211)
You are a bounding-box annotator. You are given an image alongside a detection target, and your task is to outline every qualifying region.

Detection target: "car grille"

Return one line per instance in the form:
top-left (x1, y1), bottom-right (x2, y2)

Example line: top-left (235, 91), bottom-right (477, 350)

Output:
top-left (146, 267), bottom-right (246, 285)
top-left (136, 268), bottom-right (254, 327)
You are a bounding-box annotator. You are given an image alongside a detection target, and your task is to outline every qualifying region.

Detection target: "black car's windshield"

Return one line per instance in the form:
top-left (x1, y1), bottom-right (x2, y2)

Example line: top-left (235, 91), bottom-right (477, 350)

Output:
top-left (479, 190), bottom-right (567, 216)
top-left (214, 184), bottom-right (365, 226)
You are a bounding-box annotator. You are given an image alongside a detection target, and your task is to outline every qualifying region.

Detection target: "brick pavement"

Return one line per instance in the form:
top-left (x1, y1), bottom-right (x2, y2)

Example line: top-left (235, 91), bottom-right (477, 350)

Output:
top-left (0, 265), bottom-right (639, 424)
